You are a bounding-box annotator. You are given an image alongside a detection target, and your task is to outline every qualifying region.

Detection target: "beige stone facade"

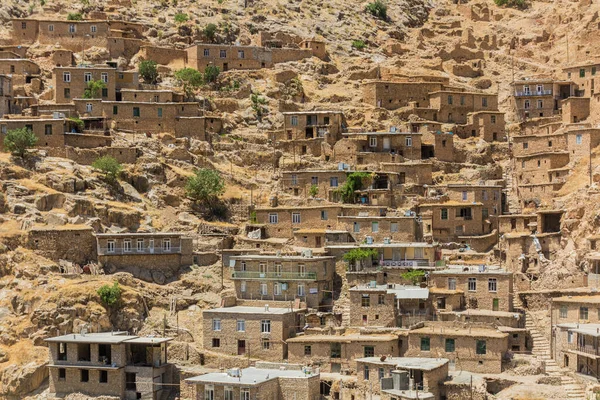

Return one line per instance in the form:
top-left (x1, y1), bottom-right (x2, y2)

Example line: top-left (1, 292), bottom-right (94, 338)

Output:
top-left (509, 79), bottom-right (574, 121)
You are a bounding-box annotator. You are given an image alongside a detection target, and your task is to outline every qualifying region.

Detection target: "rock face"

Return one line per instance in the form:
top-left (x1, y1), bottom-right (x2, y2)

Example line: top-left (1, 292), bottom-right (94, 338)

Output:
top-left (0, 360), bottom-right (49, 399)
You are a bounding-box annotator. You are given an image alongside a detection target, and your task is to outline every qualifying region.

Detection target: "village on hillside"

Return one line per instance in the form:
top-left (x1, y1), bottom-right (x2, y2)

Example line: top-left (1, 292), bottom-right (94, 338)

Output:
top-left (2, 0), bottom-right (600, 399)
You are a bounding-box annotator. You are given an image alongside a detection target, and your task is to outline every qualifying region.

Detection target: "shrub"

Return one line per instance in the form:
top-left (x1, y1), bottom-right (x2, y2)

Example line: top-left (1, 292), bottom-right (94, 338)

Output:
top-left (97, 282), bottom-right (121, 307)
top-left (186, 168), bottom-right (225, 203)
top-left (204, 65), bottom-right (220, 84)
top-left (83, 79), bottom-right (106, 99)
top-left (250, 91), bottom-right (268, 120)
top-left (174, 68), bottom-right (203, 99)
top-left (3, 127), bottom-right (37, 159)
top-left (337, 171), bottom-right (373, 203)
top-left (203, 23), bottom-right (218, 41)
top-left (309, 184), bottom-right (319, 198)
top-left (67, 12), bottom-right (83, 20)
top-left (92, 155), bottom-right (123, 182)
top-left (365, 0), bottom-right (387, 20)
top-left (401, 269), bottom-right (426, 285)
top-left (494, 0), bottom-right (528, 9)
top-left (352, 40), bottom-right (366, 50)
top-left (343, 248), bottom-right (378, 268)
top-left (68, 117), bottom-right (84, 132)
top-left (174, 13), bottom-right (189, 23)
top-left (139, 60), bottom-right (159, 84)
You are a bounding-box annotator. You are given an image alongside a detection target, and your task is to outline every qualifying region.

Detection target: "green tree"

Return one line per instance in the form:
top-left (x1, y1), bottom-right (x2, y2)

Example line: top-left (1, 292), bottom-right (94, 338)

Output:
top-left (3, 127), bottom-right (37, 159)
top-left (203, 23), bottom-right (218, 41)
top-left (494, 0), bottom-right (528, 9)
top-left (401, 269), bottom-right (426, 285)
top-left (186, 168), bottom-right (225, 203)
top-left (174, 13), bottom-right (189, 24)
top-left (309, 184), bottom-right (319, 198)
top-left (139, 60), bottom-right (159, 84)
top-left (97, 282), bottom-right (121, 307)
top-left (365, 0), bottom-right (387, 20)
top-left (343, 248), bottom-right (378, 270)
top-left (337, 171), bottom-right (373, 203)
top-left (204, 65), bottom-right (220, 84)
top-left (68, 117), bottom-right (85, 132)
top-left (352, 40), bottom-right (366, 50)
top-left (174, 68), bottom-right (203, 99)
top-left (250, 91), bottom-right (268, 121)
top-left (83, 79), bottom-right (107, 99)
top-left (92, 155), bottom-right (123, 183)
top-left (67, 12), bottom-right (83, 20)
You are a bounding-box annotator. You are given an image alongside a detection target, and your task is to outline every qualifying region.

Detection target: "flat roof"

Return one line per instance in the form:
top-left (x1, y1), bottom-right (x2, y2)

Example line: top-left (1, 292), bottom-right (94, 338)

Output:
top-left (432, 265), bottom-right (509, 275)
top-left (449, 309), bottom-right (522, 318)
top-left (45, 332), bottom-right (173, 344)
top-left (282, 111), bottom-right (343, 115)
top-left (186, 366), bottom-right (318, 385)
top-left (419, 201), bottom-right (483, 207)
top-left (326, 242), bottom-right (435, 249)
top-left (230, 255), bottom-right (334, 261)
top-left (343, 131), bottom-right (421, 136)
top-left (350, 284), bottom-right (429, 300)
top-left (203, 306), bottom-right (299, 315)
top-left (287, 334), bottom-right (398, 343)
top-left (409, 326), bottom-right (508, 339)
top-left (553, 295), bottom-right (600, 304)
top-left (356, 356), bottom-right (448, 370)
top-left (96, 232), bottom-right (188, 237)
top-left (557, 323), bottom-right (600, 337)
top-left (294, 229), bottom-right (349, 234)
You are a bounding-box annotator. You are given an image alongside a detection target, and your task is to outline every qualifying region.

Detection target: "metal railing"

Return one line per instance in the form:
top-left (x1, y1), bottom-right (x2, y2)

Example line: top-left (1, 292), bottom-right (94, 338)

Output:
top-left (514, 90), bottom-right (552, 96)
top-left (568, 344), bottom-right (600, 356)
top-left (98, 246), bottom-right (181, 255)
top-left (231, 271), bottom-right (317, 280)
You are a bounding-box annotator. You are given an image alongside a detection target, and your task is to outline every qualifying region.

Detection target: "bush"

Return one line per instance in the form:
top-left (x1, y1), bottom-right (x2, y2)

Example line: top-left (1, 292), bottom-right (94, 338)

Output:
top-left (365, 0), bottom-right (387, 20)
top-left (494, 0), bottom-right (528, 9)
top-left (204, 65), bottom-right (220, 84)
top-left (174, 13), bottom-right (189, 23)
top-left (97, 282), bottom-right (121, 307)
top-left (67, 12), bottom-right (83, 20)
top-left (401, 269), bottom-right (426, 285)
top-left (250, 91), bottom-right (268, 120)
top-left (337, 172), bottom-right (372, 203)
top-left (186, 168), bottom-right (225, 203)
top-left (83, 79), bottom-right (107, 99)
top-left (174, 68), bottom-right (203, 99)
top-left (203, 23), bottom-right (218, 41)
top-left (3, 127), bottom-right (37, 159)
top-left (343, 248), bottom-right (378, 269)
top-left (352, 40), bottom-right (366, 50)
top-left (92, 155), bottom-right (123, 182)
top-left (309, 184), bottom-right (319, 198)
top-left (68, 117), bottom-right (85, 132)
top-left (139, 60), bottom-right (159, 84)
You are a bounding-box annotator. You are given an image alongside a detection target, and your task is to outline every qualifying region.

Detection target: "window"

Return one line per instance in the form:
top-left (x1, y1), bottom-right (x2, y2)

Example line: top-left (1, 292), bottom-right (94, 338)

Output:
top-left (476, 340), bottom-right (487, 355)
top-left (241, 389), bottom-right (250, 400)
top-left (364, 346), bottom-right (375, 357)
top-left (468, 278), bottom-right (477, 291)
top-left (291, 174), bottom-right (298, 185)
top-left (58, 343), bottom-right (67, 360)
top-left (576, 134), bottom-right (583, 145)
top-left (549, 140), bottom-right (553, 147)
top-left (126, 372), bottom-right (136, 391)
top-left (86, 103), bottom-right (93, 113)
top-left (107, 240), bottom-right (115, 253)
top-left (261, 320), bottom-right (271, 333)
top-left (275, 264), bottom-right (282, 276)
top-left (45, 124), bottom-right (53, 135)
top-left (361, 294), bottom-right (370, 307)
top-left (274, 283), bottom-right (281, 295)
top-left (123, 240), bottom-right (132, 253)
top-left (21, 22), bottom-right (27, 29)
top-left (99, 370), bottom-right (108, 383)
top-left (405, 137), bottom-right (412, 147)
top-left (269, 213), bottom-right (278, 224)
top-left (321, 210), bottom-right (328, 220)
top-left (363, 365), bottom-right (370, 380)
top-left (580, 68), bottom-right (586, 78)
top-left (379, 368), bottom-right (385, 379)
top-left (80, 369), bottom-right (89, 382)
top-left (297, 283), bottom-right (305, 296)
top-left (371, 221), bottom-right (379, 232)
top-left (420, 337), bottom-right (430, 351)
top-left (133, 107), bottom-right (140, 117)
top-left (448, 278), bottom-right (456, 290)
top-left (69, 24), bottom-right (76, 33)
top-left (291, 115), bottom-right (298, 126)
top-left (390, 222), bottom-right (398, 232)
top-left (593, 67), bottom-right (597, 76)
top-left (378, 294), bottom-right (385, 305)
top-left (537, 100), bottom-right (543, 109)
top-left (292, 212), bottom-right (301, 224)
top-left (203, 49), bottom-right (210, 57)
top-left (58, 368), bottom-right (66, 380)
top-left (157, 108), bottom-right (163, 117)
top-left (524, 100), bottom-right (530, 109)
top-left (84, 72), bottom-right (92, 82)
top-left (63, 72), bottom-right (71, 82)
top-left (205, 385), bottom-right (215, 400)
top-left (238, 50), bottom-right (245, 59)
top-left (488, 278), bottom-right (497, 292)
top-left (460, 95), bottom-right (465, 105)
top-left (441, 208), bottom-right (448, 220)
top-left (462, 191), bottom-right (468, 201)
top-left (236, 320), bottom-right (245, 332)
top-left (260, 283), bottom-right (268, 295)
top-left (262, 339), bottom-right (270, 350)
top-left (304, 345), bottom-right (312, 356)
top-left (101, 72), bottom-right (108, 83)
top-left (330, 342), bottom-right (341, 358)
top-left (113, 105), bottom-right (118, 115)
top-left (220, 50), bottom-right (226, 58)
top-left (330, 177), bottom-right (338, 187)
top-left (0, 125), bottom-right (5, 134)
top-left (298, 264), bottom-right (306, 277)
top-left (311, 176), bottom-right (318, 185)
top-left (137, 239), bottom-right (144, 252)
top-left (491, 115), bottom-right (496, 123)
top-left (448, 95), bottom-right (453, 105)
top-left (91, 25), bottom-right (97, 33)
top-left (568, 331), bottom-right (574, 343)
top-left (240, 281), bottom-right (246, 292)
top-left (354, 222), bottom-right (360, 233)
top-left (482, 97), bottom-right (488, 107)
top-left (224, 387), bottom-right (233, 400)
top-left (445, 338), bottom-right (455, 352)
top-left (163, 238), bottom-right (171, 251)
top-left (212, 319), bottom-right (221, 331)
top-left (580, 307), bottom-right (589, 320)
top-left (48, 25), bottom-right (54, 32)
top-left (369, 136), bottom-right (377, 147)
top-left (482, 208), bottom-right (489, 218)
top-left (559, 306), bottom-right (567, 319)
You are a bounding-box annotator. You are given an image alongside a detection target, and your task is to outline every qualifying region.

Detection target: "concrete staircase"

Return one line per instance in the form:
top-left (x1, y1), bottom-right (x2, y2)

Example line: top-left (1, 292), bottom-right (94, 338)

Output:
top-left (525, 312), bottom-right (587, 399)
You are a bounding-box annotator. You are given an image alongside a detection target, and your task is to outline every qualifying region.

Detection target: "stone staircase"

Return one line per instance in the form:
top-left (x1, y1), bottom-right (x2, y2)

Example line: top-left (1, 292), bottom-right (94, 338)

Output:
top-left (525, 312), bottom-right (587, 399)
top-left (503, 163), bottom-right (521, 214)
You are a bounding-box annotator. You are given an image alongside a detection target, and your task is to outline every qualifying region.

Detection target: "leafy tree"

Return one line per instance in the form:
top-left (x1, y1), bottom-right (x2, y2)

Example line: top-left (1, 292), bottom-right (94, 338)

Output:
top-left (494, 0), bottom-right (528, 9)
top-left (67, 12), bottom-right (83, 20)
top-left (203, 23), bottom-right (218, 41)
top-left (174, 13), bottom-right (189, 24)
top-left (139, 60), bottom-right (159, 84)
top-left (365, 0), bottom-right (387, 20)
top-left (174, 68), bottom-right (203, 99)
top-left (337, 171), bottom-right (373, 203)
top-left (68, 117), bottom-right (85, 132)
top-left (352, 40), bottom-right (366, 50)
top-left (401, 269), bottom-right (426, 285)
top-left (3, 127), bottom-right (37, 159)
top-left (250, 91), bottom-right (268, 121)
top-left (92, 155), bottom-right (123, 183)
top-left (97, 282), bottom-right (121, 307)
top-left (186, 168), bottom-right (225, 203)
top-left (83, 79), bottom-right (107, 99)
top-left (343, 248), bottom-right (378, 270)
top-left (204, 65), bottom-right (220, 84)
top-left (309, 184), bottom-right (319, 198)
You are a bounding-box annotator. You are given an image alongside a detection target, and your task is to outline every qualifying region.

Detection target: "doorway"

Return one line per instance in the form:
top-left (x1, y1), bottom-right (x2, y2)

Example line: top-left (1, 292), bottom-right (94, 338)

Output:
top-left (238, 340), bottom-right (246, 355)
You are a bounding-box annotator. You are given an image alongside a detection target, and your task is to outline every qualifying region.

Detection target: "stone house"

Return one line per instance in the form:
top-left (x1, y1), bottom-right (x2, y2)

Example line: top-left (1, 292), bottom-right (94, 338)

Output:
top-left (511, 132), bottom-right (568, 158)
top-left (11, 19), bottom-right (110, 50)
top-left (0, 116), bottom-right (67, 150)
top-left (0, 58), bottom-right (41, 86)
top-left (280, 169), bottom-right (347, 198)
top-left (184, 363), bottom-right (320, 400)
top-left (281, 111), bottom-right (346, 144)
top-left (498, 214), bottom-right (537, 235)
top-left (96, 232), bottom-right (193, 283)
top-left (336, 213), bottom-right (419, 243)
top-left (287, 333), bottom-right (401, 373)
top-left (514, 151), bottom-right (570, 205)
top-left (0, 74), bottom-right (12, 117)
top-left (45, 332), bottom-right (173, 400)
top-left (293, 229), bottom-right (355, 248)
top-left (429, 265), bottom-right (513, 312)
top-left (120, 88), bottom-right (184, 103)
top-left (418, 201), bottom-right (491, 244)
top-left (563, 62), bottom-right (600, 98)
top-left (509, 79), bottom-right (575, 121)
top-left (379, 161), bottom-right (433, 185)
top-left (405, 324), bottom-right (508, 374)
top-left (28, 224), bottom-right (97, 265)
top-left (428, 91), bottom-right (499, 124)
top-left (552, 296), bottom-right (600, 325)
top-left (348, 283), bottom-right (430, 327)
top-left (335, 130), bottom-right (423, 162)
top-left (566, 127), bottom-right (600, 161)
top-left (52, 65), bottom-right (139, 103)
top-left (553, 322), bottom-right (600, 378)
top-left (253, 205), bottom-right (343, 238)
top-left (202, 305), bottom-right (305, 361)
top-left (561, 96), bottom-right (590, 123)
top-left (441, 184), bottom-right (503, 227)
top-left (355, 357), bottom-right (449, 399)
top-left (362, 79), bottom-right (449, 110)
top-left (454, 111), bottom-right (506, 142)
top-left (229, 254), bottom-right (335, 309)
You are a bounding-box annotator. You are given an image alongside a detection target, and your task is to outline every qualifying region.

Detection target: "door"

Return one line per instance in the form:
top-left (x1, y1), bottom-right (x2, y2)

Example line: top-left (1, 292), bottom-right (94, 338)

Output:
top-left (493, 298), bottom-right (499, 311)
top-left (383, 137), bottom-right (391, 150)
top-left (223, 63), bottom-right (228, 71)
top-left (238, 340), bottom-right (246, 355)
top-left (315, 236), bottom-right (322, 247)
top-left (148, 239), bottom-right (154, 254)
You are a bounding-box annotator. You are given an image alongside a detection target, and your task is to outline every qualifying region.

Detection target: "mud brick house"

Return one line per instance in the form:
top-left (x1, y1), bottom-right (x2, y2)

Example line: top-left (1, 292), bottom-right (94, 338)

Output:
top-left (336, 212), bottom-right (419, 243)
top-left (0, 75), bottom-right (12, 117)
top-left (553, 322), bottom-right (600, 378)
top-left (552, 296), bottom-right (600, 325)
top-left (276, 111), bottom-right (346, 157)
top-left (405, 324), bottom-right (508, 373)
top-left (514, 151), bottom-right (570, 206)
top-left (561, 96), bottom-right (591, 123)
top-left (293, 229), bottom-right (354, 248)
top-left (379, 161), bottom-right (433, 185)
top-left (334, 129), bottom-right (423, 164)
top-left (0, 116), bottom-right (67, 149)
top-left (0, 58), bottom-right (41, 86)
top-left (202, 305), bottom-right (305, 361)
top-left (509, 79), bottom-right (575, 121)
top-left (52, 65), bottom-right (139, 103)
top-left (253, 205), bottom-right (343, 238)
top-left (120, 88), bottom-right (184, 103)
top-left (229, 253), bottom-right (335, 309)
top-left (356, 357), bottom-right (449, 399)
top-left (185, 362), bottom-right (320, 400)
top-left (429, 265), bottom-right (513, 312)
top-left (441, 184), bottom-right (503, 227)
top-left (511, 131), bottom-right (568, 159)
top-left (566, 127), bottom-right (600, 160)
top-left (454, 110), bottom-right (506, 142)
top-left (287, 333), bottom-right (401, 373)
top-left (96, 232), bottom-right (193, 283)
top-left (563, 61), bottom-right (600, 98)
top-left (45, 332), bottom-right (173, 400)
top-left (28, 224), bottom-right (97, 265)
top-left (11, 19), bottom-right (110, 50)
top-left (428, 90), bottom-right (499, 124)
top-left (280, 169), bottom-right (347, 198)
top-left (348, 283), bottom-right (430, 327)
top-left (362, 78), bottom-right (449, 110)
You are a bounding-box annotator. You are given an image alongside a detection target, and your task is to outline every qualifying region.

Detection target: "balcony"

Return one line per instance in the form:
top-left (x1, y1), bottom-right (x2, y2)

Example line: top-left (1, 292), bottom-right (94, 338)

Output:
top-left (568, 343), bottom-right (600, 357)
top-left (231, 271), bottom-right (317, 281)
top-left (514, 90), bottom-right (553, 97)
top-left (98, 247), bottom-right (181, 256)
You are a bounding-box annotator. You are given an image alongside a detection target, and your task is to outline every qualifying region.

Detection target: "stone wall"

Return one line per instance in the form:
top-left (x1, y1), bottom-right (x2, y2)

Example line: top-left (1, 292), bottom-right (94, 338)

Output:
top-left (28, 226), bottom-right (97, 265)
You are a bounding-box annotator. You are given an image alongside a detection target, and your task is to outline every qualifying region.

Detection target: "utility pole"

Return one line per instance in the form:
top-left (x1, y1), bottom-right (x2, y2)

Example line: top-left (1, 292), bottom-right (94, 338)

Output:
top-left (590, 137), bottom-right (593, 186)
top-left (566, 33), bottom-right (570, 65)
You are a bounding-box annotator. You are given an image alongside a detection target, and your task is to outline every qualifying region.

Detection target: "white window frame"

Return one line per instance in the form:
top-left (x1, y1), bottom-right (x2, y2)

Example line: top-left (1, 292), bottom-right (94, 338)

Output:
top-left (240, 281), bottom-right (247, 292)
top-left (576, 134), bottom-right (583, 145)
top-left (291, 115), bottom-right (299, 126)
top-left (123, 240), bottom-right (132, 253)
top-left (291, 174), bottom-right (298, 185)
top-left (369, 136), bottom-right (377, 147)
top-left (238, 50), bottom-right (245, 59)
top-left (274, 283), bottom-right (281, 295)
top-left (204, 385), bottom-right (214, 400)
top-left (86, 103), bottom-right (93, 113)
top-left (298, 283), bottom-right (305, 296)
top-left (224, 387), bottom-right (234, 400)
top-left (203, 49), bottom-right (210, 57)
top-left (298, 264), bottom-right (306, 277)
top-left (468, 278), bottom-right (477, 292)
top-left (69, 24), bottom-right (76, 33)
top-left (275, 264), bottom-right (282, 277)
top-left (405, 137), bottom-right (412, 147)
top-left (163, 238), bottom-right (171, 252)
top-left (137, 239), bottom-right (144, 252)
top-left (212, 319), bottom-right (221, 331)
top-left (91, 25), bottom-right (97, 33)
top-left (241, 388), bottom-right (250, 400)
top-left (237, 320), bottom-right (245, 332)
top-left (448, 278), bottom-right (456, 290)
top-left (84, 72), bottom-right (92, 83)
top-left (101, 72), bottom-right (108, 83)
top-left (261, 320), bottom-right (271, 333)
top-left (48, 24), bottom-right (54, 32)
top-left (292, 212), bottom-right (301, 224)
top-left (107, 240), bottom-right (115, 253)
top-left (260, 282), bottom-right (268, 295)
top-left (63, 72), bottom-right (71, 83)
top-left (488, 278), bottom-right (497, 292)
top-left (269, 213), bottom-right (278, 224)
